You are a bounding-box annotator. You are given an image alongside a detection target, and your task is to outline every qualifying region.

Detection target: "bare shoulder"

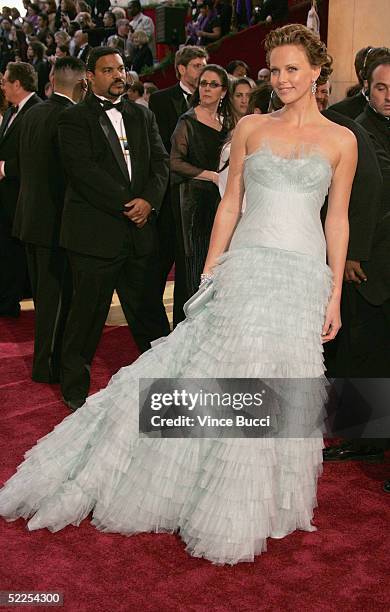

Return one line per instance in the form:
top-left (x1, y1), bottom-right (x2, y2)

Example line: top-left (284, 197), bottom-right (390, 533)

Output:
top-left (232, 114), bottom-right (272, 149)
top-left (325, 120), bottom-right (357, 152)
top-left (235, 113), bottom-right (270, 134)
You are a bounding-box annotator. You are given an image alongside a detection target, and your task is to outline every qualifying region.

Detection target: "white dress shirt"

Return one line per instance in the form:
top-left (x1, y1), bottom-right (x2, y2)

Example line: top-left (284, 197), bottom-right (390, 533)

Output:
top-left (4, 91), bottom-right (36, 133)
top-left (96, 95), bottom-right (132, 181)
top-left (76, 43), bottom-right (88, 59)
top-left (179, 81), bottom-right (192, 107)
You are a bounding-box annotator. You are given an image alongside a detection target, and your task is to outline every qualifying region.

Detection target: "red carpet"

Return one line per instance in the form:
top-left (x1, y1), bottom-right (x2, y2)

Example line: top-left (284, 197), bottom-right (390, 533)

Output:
top-left (0, 312), bottom-right (389, 611)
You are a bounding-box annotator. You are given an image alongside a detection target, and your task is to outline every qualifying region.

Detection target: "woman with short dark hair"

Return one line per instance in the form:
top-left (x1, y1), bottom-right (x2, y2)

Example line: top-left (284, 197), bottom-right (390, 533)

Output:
top-left (226, 59), bottom-right (250, 78)
top-left (171, 64), bottom-right (233, 295)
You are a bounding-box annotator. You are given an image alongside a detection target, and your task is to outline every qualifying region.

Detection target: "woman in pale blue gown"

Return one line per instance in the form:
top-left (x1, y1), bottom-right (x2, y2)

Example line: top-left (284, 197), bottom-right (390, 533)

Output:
top-left (0, 25), bottom-right (358, 565)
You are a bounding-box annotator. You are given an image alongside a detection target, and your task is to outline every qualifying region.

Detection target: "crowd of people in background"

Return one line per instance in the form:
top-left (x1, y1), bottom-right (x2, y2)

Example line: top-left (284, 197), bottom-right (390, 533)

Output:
top-left (0, 3), bottom-right (389, 489)
top-left (0, 0), bottom-right (291, 99)
top-left (0, 0), bottom-right (156, 90)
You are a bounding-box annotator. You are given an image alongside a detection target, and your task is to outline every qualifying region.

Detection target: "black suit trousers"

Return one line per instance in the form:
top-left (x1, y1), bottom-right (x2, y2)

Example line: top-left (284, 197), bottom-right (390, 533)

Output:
top-left (0, 222), bottom-right (27, 315)
top-left (60, 233), bottom-right (170, 401)
top-left (336, 284), bottom-right (390, 377)
top-left (326, 284), bottom-right (390, 452)
top-left (25, 243), bottom-right (72, 383)
top-left (157, 186), bottom-right (189, 327)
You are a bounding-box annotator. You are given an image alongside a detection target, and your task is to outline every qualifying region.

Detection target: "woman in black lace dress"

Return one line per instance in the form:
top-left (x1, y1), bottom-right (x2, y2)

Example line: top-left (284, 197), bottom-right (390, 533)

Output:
top-left (170, 64), bottom-right (233, 296)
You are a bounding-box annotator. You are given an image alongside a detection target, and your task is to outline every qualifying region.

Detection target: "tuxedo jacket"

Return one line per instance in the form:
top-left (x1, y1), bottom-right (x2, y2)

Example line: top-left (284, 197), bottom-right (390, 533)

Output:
top-left (13, 93), bottom-right (73, 248)
top-left (76, 44), bottom-right (91, 63)
top-left (149, 82), bottom-right (188, 154)
top-left (0, 93), bottom-right (41, 229)
top-left (322, 109), bottom-right (383, 264)
top-left (356, 104), bottom-right (390, 157)
top-left (58, 93), bottom-right (169, 259)
top-left (356, 106), bottom-right (390, 305)
top-left (328, 91), bottom-right (367, 120)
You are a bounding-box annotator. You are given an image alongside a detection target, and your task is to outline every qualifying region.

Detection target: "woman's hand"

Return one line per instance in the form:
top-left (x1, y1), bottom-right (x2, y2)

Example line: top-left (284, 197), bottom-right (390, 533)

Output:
top-left (321, 296), bottom-right (341, 343)
top-left (211, 171), bottom-right (219, 185)
top-left (205, 171), bottom-right (219, 184)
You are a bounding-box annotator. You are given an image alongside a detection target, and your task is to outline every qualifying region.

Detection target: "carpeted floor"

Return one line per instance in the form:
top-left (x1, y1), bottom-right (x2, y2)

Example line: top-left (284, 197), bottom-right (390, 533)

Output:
top-left (0, 311), bottom-right (389, 612)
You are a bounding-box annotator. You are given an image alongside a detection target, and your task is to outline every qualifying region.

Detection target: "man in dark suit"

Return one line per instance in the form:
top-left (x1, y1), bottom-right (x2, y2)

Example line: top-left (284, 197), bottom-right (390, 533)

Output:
top-left (328, 46), bottom-right (370, 119)
top-left (322, 63), bottom-right (390, 461)
top-left (357, 57), bottom-right (390, 155)
top-left (149, 46), bottom-right (208, 326)
top-left (58, 47), bottom-right (170, 410)
top-left (321, 107), bottom-right (383, 388)
top-left (355, 56), bottom-right (390, 328)
top-left (328, 89), bottom-right (367, 120)
top-left (13, 57), bottom-right (87, 384)
top-left (329, 46), bottom-right (389, 119)
top-left (0, 62), bottom-right (41, 317)
top-left (74, 30), bottom-right (90, 63)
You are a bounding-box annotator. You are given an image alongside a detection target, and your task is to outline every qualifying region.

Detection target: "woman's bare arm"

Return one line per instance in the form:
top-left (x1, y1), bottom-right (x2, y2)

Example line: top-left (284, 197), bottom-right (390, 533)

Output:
top-left (325, 128), bottom-right (358, 299)
top-left (322, 127), bottom-right (358, 341)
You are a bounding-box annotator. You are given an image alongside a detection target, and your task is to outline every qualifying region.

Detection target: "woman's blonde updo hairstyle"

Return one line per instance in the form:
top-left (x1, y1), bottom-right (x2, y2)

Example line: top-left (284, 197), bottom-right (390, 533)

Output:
top-left (264, 24), bottom-right (333, 85)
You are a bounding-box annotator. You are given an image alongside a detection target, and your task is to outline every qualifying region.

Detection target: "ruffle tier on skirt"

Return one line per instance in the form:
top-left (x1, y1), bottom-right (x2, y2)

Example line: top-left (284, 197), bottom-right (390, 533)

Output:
top-left (0, 246), bottom-right (333, 565)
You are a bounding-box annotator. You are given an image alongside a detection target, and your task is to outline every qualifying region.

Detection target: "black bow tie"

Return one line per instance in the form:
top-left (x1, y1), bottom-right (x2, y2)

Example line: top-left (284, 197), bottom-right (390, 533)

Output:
top-left (10, 105), bottom-right (19, 115)
top-left (99, 98), bottom-right (125, 113)
top-left (181, 90), bottom-right (191, 103)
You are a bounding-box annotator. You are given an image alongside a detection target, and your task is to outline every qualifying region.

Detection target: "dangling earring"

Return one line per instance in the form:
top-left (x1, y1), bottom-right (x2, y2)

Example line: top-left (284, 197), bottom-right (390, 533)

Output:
top-left (311, 80), bottom-right (317, 95)
top-left (218, 97), bottom-right (224, 112)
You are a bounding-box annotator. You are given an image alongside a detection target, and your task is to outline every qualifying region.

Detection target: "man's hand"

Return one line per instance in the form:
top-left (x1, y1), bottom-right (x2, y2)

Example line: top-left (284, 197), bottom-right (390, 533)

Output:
top-left (344, 260), bottom-right (367, 284)
top-left (123, 198), bottom-right (152, 227)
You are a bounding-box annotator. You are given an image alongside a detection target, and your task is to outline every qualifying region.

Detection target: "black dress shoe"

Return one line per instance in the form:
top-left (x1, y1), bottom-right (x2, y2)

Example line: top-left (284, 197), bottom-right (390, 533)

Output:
top-left (323, 443), bottom-right (351, 461)
top-left (383, 480), bottom-right (390, 493)
top-left (323, 444), bottom-right (384, 462)
top-left (63, 397), bottom-right (86, 412)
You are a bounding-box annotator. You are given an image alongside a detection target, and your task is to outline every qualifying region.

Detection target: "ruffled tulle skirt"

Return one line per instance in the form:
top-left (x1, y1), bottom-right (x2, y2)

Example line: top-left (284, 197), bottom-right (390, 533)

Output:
top-left (0, 246), bottom-right (333, 565)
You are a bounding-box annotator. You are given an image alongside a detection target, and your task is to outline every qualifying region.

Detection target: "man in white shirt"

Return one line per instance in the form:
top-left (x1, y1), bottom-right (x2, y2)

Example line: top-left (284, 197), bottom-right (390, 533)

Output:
top-left (57, 47), bottom-right (169, 410)
top-left (0, 62), bottom-right (41, 317)
top-left (73, 30), bottom-right (90, 63)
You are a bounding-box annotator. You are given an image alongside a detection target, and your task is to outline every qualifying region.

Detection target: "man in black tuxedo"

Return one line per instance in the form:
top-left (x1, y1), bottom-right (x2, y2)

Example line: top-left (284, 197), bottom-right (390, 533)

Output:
top-left (328, 45), bottom-right (370, 119)
top-left (74, 30), bottom-right (90, 63)
top-left (322, 66), bottom-right (390, 461)
top-left (354, 57), bottom-right (390, 331)
top-left (329, 46), bottom-right (389, 119)
top-left (13, 57), bottom-right (87, 384)
top-left (0, 62), bottom-right (41, 317)
top-left (357, 57), bottom-right (390, 156)
top-left (149, 46), bottom-right (208, 326)
top-left (58, 47), bottom-right (170, 410)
